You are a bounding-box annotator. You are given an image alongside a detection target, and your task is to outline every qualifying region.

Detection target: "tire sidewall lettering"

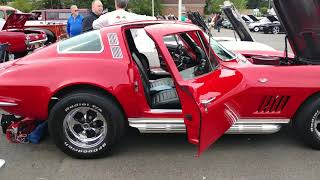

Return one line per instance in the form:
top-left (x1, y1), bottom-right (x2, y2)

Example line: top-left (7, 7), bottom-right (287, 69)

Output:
top-left (62, 101), bottom-right (106, 154)
top-left (64, 141), bottom-right (107, 153)
top-left (64, 102), bottom-right (103, 113)
top-left (310, 110), bottom-right (320, 133)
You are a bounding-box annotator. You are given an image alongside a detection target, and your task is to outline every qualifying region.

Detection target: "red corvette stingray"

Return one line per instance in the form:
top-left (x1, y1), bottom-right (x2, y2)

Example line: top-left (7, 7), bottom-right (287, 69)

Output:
top-left (0, 0), bottom-right (319, 159)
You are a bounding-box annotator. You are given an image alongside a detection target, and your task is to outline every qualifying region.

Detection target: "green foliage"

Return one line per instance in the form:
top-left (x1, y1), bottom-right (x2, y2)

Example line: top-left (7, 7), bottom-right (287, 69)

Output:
top-left (128, 0), bottom-right (162, 16)
top-left (260, 7), bottom-right (268, 15)
top-left (11, 0), bottom-right (32, 12)
top-left (0, 0), bottom-right (8, 5)
top-left (205, 0), bottom-right (248, 14)
top-left (247, 0), bottom-right (269, 9)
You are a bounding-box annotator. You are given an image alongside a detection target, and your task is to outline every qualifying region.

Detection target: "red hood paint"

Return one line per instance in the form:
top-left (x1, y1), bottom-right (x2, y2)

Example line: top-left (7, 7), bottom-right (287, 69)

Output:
top-left (2, 13), bottom-right (31, 30)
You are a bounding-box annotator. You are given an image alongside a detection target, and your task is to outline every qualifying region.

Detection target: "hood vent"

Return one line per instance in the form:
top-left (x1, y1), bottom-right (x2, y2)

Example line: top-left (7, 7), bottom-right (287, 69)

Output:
top-left (258, 96), bottom-right (289, 113)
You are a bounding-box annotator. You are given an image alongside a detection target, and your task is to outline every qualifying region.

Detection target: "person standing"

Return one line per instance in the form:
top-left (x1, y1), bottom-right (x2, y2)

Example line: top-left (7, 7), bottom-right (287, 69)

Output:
top-left (92, 0), bottom-right (156, 29)
top-left (66, 5), bottom-right (83, 37)
top-left (82, 0), bottom-right (104, 33)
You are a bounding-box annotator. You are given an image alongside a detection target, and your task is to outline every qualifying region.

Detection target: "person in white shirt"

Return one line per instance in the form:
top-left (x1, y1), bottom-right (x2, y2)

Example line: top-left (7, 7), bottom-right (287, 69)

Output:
top-left (92, 0), bottom-right (156, 29)
top-left (0, 18), bottom-right (5, 30)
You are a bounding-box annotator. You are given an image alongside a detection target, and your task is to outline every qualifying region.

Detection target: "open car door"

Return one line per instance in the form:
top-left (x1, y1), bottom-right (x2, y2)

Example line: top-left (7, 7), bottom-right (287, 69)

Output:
top-left (145, 24), bottom-right (243, 155)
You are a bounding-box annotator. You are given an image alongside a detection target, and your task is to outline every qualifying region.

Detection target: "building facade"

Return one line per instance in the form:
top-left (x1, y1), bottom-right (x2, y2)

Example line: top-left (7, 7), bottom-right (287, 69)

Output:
top-left (161, 0), bottom-right (206, 16)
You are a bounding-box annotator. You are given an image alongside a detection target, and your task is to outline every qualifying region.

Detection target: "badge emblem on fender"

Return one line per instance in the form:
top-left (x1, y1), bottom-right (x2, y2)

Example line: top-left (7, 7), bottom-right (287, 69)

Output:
top-left (258, 78), bottom-right (268, 83)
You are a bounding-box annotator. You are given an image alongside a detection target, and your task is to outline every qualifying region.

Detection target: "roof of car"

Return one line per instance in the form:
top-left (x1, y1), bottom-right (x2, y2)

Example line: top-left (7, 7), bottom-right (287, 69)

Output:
top-left (0, 6), bottom-right (17, 11)
top-left (100, 20), bottom-right (200, 32)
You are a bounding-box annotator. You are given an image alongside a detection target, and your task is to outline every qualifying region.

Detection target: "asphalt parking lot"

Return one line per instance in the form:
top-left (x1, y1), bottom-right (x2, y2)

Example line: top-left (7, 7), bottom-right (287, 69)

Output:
top-left (1, 29), bottom-right (319, 180)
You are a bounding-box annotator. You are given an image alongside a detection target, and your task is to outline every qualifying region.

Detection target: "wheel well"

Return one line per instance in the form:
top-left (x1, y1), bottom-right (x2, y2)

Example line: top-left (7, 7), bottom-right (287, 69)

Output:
top-left (48, 84), bottom-right (126, 118)
top-left (292, 91), bottom-right (320, 122)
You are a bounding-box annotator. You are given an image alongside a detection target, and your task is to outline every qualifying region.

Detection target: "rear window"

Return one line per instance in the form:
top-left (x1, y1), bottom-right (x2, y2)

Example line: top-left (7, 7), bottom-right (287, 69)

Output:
top-left (58, 30), bottom-right (103, 53)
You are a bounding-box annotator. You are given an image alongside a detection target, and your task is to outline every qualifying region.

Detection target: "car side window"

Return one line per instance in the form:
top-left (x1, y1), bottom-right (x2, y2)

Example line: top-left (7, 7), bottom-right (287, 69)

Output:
top-left (58, 30), bottom-right (103, 53)
top-left (0, 11), bottom-right (4, 19)
top-left (163, 31), bottom-right (216, 80)
top-left (6, 10), bottom-right (15, 17)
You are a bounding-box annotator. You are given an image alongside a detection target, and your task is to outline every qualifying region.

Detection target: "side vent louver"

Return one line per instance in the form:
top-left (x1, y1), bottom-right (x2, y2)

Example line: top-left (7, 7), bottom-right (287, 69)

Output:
top-left (258, 96), bottom-right (290, 113)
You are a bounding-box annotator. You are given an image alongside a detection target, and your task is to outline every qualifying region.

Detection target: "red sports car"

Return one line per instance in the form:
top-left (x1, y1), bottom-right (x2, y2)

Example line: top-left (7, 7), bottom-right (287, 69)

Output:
top-left (0, 0), bottom-right (319, 159)
top-left (0, 13), bottom-right (47, 60)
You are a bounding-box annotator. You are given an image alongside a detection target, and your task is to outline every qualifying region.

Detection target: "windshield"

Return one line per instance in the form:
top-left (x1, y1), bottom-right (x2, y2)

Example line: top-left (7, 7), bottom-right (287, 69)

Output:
top-left (209, 38), bottom-right (236, 61)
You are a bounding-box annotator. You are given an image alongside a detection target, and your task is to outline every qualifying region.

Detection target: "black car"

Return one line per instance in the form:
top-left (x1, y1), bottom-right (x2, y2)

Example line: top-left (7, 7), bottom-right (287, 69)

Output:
top-left (259, 16), bottom-right (285, 34)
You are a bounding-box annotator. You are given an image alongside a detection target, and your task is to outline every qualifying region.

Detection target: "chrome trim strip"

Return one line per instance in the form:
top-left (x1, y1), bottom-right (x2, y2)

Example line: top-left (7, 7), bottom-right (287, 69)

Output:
top-left (128, 118), bottom-right (290, 134)
top-left (149, 109), bottom-right (183, 113)
top-left (237, 118), bottom-right (290, 124)
top-left (0, 102), bottom-right (18, 106)
top-left (227, 124), bottom-right (281, 134)
top-left (28, 38), bottom-right (48, 45)
top-left (129, 118), bottom-right (185, 133)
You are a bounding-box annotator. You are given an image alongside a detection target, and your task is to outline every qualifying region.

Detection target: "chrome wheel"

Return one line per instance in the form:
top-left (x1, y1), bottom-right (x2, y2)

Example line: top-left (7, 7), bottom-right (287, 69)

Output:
top-left (253, 27), bottom-right (260, 32)
top-left (273, 26), bottom-right (280, 34)
top-left (314, 112), bottom-right (320, 137)
top-left (63, 107), bottom-right (107, 149)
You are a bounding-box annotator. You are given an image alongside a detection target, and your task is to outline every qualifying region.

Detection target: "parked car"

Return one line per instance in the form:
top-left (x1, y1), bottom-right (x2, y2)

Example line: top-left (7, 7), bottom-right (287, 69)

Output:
top-left (29, 9), bottom-right (89, 24)
top-left (25, 9), bottom-right (88, 43)
top-left (0, 0), bottom-right (319, 159)
top-left (260, 21), bottom-right (285, 34)
top-left (0, 6), bottom-right (78, 44)
top-left (248, 15), bottom-right (279, 32)
top-left (241, 14), bottom-right (259, 24)
top-left (0, 6), bottom-right (21, 20)
top-left (0, 13), bottom-right (47, 60)
top-left (221, 19), bottom-right (232, 29)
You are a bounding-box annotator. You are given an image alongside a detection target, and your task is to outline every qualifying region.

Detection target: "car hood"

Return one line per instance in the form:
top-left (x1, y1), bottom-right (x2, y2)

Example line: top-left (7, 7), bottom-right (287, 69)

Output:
top-left (273, 0), bottom-right (320, 63)
top-left (266, 15), bottom-right (278, 23)
top-left (2, 13), bottom-right (31, 30)
top-left (247, 15), bottom-right (259, 22)
top-left (221, 1), bottom-right (254, 42)
top-left (219, 41), bottom-right (276, 52)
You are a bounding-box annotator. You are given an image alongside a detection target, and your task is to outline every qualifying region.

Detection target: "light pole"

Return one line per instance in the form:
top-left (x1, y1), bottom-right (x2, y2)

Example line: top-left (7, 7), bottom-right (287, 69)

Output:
top-left (152, 0), bottom-right (154, 16)
top-left (268, 0), bottom-right (271, 10)
top-left (178, 0), bottom-right (182, 21)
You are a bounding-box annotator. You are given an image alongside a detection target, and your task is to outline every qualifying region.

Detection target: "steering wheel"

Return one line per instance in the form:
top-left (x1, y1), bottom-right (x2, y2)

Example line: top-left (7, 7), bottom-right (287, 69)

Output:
top-left (171, 44), bottom-right (188, 69)
top-left (193, 46), bottom-right (208, 75)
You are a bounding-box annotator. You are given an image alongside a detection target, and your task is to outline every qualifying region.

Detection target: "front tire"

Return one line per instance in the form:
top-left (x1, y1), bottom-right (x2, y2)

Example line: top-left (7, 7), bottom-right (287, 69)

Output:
top-left (253, 26), bottom-right (260, 32)
top-left (48, 91), bottom-right (125, 158)
top-left (294, 95), bottom-right (320, 149)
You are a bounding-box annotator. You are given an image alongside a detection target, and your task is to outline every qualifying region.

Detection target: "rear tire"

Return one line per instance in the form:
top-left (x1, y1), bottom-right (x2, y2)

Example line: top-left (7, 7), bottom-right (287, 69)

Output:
top-left (48, 91), bottom-right (125, 158)
top-left (294, 95), bottom-right (320, 149)
top-left (272, 26), bottom-right (280, 34)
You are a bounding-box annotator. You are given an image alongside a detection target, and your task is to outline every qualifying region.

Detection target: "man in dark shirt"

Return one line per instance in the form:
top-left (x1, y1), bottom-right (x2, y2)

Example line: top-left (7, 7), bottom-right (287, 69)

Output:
top-left (82, 0), bottom-right (104, 33)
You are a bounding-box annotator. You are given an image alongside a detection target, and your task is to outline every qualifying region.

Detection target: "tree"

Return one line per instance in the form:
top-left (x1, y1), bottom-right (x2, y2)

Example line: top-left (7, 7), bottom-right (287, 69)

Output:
top-left (11, 0), bottom-right (32, 12)
top-left (0, 0), bottom-right (8, 5)
top-left (128, 0), bottom-right (162, 16)
top-left (247, 0), bottom-right (269, 9)
top-left (205, 0), bottom-right (248, 14)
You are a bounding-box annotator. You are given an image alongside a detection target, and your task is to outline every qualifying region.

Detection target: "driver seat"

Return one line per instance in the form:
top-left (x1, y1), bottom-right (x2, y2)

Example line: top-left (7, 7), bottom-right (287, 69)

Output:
top-left (125, 29), bottom-right (174, 93)
top-left (132, 52), bottom-right (181, 109)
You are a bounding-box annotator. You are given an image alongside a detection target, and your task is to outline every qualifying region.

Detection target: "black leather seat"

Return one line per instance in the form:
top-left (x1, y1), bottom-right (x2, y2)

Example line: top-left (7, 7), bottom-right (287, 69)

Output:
top-left (132, 52), bottom-right (181, 109)
top-left (125, 30), bottom-right (174, 94)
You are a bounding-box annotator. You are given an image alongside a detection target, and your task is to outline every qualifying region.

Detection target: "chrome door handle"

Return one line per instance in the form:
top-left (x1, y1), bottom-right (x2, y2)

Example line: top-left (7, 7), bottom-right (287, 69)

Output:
top-left (201, 97), bottom-right (216, 105)
top-left (201, 97), bottom-right (216, 113)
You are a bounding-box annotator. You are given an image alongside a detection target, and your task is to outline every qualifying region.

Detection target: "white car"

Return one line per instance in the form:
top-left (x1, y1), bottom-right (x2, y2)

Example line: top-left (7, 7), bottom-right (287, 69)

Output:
top-left (248, 15), bottom-right (279, 32)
